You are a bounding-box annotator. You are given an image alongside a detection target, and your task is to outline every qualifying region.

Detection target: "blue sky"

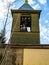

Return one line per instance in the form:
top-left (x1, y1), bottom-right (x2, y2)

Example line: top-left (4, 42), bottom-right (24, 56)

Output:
top-left (0, 0), bottom-right (49, 44)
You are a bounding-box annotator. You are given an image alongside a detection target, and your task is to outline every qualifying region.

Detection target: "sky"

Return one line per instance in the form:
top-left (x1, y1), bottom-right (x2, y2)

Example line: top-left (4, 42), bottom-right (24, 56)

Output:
top-left (0, 0), bottom-right (49, 44)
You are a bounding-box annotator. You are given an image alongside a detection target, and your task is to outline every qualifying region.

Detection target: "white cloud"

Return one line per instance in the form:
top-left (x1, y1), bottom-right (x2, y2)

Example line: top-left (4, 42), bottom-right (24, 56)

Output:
top-left (38, 0), bottom-right (47, 5)
top-left (33, 4), bottom-right (41, 9)
top-left (28, 0), bottom-right (36, 4)
top-left (0, 0), bottom-right (13, 18)
top-left (45, 20), bottom-right (49, 23)
top-left (40, 24), bottom-right (47, 36)
top-left (40, 24), bottom-right (49, 44)
top-left (0, 1), bottom-right (6, 18)
top-left (4, 0), bottom-right (15, 5)
top-left (0, 0), bottom-right (15, 43)
top-left (8, 0), bottom-right (15, 3)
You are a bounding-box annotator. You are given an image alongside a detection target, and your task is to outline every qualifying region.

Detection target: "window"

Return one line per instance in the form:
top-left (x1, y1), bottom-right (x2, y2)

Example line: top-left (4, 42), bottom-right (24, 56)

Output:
top-left (20, 16), bottom-right (31, 32)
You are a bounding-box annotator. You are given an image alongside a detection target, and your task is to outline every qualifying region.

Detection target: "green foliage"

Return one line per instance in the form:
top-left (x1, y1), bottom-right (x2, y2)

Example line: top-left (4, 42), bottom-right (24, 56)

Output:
top-left (0, 30), bottom-right (6, 43)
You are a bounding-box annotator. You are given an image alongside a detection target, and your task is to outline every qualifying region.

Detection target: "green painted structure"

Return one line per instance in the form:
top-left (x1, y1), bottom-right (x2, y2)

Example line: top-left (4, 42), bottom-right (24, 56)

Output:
top-left (11, 1), bottom-right (41, 45)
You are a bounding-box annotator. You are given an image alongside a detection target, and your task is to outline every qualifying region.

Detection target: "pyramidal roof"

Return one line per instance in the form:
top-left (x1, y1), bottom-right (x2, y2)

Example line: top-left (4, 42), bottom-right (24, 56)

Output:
top-left (19, 0), bottom-right (33, 10)
top-left (19, 4), bottom-right (33, 10)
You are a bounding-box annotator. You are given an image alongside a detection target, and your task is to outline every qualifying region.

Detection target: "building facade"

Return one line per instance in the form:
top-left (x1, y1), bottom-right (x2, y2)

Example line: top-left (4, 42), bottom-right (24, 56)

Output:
top-left (0, 0), bottom-right (49, 65)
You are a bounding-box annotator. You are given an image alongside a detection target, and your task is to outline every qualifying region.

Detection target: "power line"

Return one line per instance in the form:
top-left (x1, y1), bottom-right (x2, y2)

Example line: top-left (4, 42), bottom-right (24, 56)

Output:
top-left (0, 0), bottom-right (17, 44)
top-left (0, 9), bottom-right (19, 65)
top-left (0, 0), bottom-right (18, 65)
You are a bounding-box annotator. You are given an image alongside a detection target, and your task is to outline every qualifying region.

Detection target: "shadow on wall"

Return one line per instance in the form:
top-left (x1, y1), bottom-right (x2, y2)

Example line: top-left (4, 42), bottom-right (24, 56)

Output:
top-left (12, 55), bottom-right (16, 65)
top-left (0, 53), bottom-right (2, 61)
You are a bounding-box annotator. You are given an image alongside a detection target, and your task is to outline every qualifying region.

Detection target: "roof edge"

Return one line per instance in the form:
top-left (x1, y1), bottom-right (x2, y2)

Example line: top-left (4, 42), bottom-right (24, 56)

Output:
top-left (11, 10), bottom-right (41, 14)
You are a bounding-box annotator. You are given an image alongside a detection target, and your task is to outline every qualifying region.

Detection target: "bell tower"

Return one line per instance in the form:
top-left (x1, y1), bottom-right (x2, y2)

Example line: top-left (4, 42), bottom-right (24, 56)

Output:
top-left (11, 2), bottom-right (41, 45)
top-left (11, 0), bottom-right (41, 65)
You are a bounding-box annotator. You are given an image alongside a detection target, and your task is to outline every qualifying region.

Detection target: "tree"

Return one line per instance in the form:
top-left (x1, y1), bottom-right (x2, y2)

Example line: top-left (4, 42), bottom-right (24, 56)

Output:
top-left (0, 30), bottom-right (6, 43)
top-left (0, 0), bottom-right (17, 65)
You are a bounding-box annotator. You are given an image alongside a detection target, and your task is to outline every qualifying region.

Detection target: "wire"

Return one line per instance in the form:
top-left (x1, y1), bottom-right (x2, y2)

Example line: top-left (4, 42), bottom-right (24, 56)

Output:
top-left (0, 0), bottom-right (18, 65)
top-left (0, 12), bottom-right (19, 65)
top-left (0, 0), bottom-right (17, 44)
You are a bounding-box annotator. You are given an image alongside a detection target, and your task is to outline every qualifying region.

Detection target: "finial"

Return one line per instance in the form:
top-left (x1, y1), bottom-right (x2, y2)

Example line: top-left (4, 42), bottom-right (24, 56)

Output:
top-left (25, 0), bottom-right (28, 4)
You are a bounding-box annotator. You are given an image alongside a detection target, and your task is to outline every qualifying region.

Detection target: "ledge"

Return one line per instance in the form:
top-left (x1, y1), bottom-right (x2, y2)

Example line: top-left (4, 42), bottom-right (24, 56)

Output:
top-left (11, 10), bottom-right (41, 13)
top-left (0, 44), bottom-right (49, 49)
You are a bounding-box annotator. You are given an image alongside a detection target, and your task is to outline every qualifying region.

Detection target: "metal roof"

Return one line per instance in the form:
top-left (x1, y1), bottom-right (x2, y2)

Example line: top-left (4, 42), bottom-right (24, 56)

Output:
top-left (19, 4), bottom-right (33, 10)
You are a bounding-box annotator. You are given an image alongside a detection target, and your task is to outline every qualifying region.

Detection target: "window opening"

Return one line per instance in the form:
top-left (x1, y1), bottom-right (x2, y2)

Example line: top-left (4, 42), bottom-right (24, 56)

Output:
top-left (20, 16), bottom-right (31, 32)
